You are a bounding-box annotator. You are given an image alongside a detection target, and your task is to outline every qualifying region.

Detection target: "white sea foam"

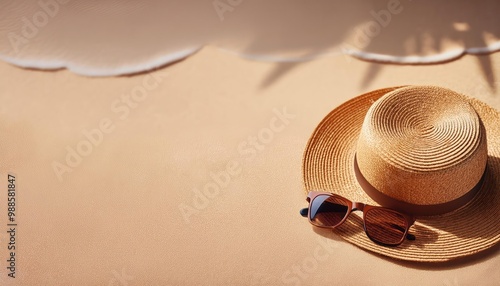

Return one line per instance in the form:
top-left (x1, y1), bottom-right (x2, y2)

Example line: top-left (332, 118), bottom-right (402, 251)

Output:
top-left (1, 40), bottom-right (499, 76)
top-left (467, 41), bottom-right (500, 55)
top-left (229, 40), bottom-right (500, 64)
top-left (0, 47), bottom-right (200, 77)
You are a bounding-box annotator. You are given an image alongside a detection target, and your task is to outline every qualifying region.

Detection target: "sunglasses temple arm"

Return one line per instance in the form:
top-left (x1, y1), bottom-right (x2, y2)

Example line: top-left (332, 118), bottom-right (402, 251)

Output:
top-left (406, 233), bottom-right (416, 240)
top-left (392, 222), bottom-right (416, 241)
top-left (300, 208), bottom-right (308, 217)
top-left (406, 216), bottom-right (416, 240)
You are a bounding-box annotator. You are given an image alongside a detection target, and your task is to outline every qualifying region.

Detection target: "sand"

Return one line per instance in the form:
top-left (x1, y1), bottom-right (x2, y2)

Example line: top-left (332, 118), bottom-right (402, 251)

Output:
top-left (0, 45), bottom-right (499, 285)
top-left (0, 1), bottom-right (500, 284)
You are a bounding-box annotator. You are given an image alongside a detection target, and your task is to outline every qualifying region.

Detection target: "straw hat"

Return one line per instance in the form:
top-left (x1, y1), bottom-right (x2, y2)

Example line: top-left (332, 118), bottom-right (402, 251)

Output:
top-left (302, 86), bottom-right (500, 262)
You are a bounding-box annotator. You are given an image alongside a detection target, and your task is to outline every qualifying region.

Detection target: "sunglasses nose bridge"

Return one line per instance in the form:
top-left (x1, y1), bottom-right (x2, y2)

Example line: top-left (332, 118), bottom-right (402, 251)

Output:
top-left (352, 202), bottom-right (365, 212)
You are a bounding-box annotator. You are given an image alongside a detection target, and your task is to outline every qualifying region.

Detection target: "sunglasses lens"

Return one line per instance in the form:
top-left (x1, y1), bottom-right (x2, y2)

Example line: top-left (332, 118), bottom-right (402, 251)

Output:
top-left (364, 208), bottom-right (408, 245)
top-left (310, 195), bottom-right (349, 227)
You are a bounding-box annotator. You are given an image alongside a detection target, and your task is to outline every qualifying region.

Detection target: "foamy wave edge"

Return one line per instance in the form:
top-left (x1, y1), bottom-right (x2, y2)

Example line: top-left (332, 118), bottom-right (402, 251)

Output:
top-left (1, 41), bottom-right (500, 77)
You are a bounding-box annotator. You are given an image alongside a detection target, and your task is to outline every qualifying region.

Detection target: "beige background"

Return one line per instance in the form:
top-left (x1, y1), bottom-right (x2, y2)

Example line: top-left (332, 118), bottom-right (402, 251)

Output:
top-left (0, 46), bottom-right (499, 285)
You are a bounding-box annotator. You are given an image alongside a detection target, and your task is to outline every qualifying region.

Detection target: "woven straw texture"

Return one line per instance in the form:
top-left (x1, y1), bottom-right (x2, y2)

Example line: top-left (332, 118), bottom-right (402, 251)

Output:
top-left (302, 86), bottom-right (500, 262)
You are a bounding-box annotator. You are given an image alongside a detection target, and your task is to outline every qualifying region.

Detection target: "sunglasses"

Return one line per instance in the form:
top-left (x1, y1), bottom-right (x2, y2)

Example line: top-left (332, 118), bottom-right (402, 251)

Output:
top-left (300, 191), bottom-right (416, 246)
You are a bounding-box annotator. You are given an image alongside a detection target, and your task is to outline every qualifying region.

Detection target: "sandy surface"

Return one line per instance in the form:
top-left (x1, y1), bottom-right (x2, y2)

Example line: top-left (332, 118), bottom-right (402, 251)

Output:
top-left (0, 46), bottom-right (499, 285)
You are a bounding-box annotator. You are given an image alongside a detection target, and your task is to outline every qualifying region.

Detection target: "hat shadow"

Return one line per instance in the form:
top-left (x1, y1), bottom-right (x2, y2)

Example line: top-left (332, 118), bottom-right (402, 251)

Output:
top-left (386, 242), bottom-right (500, 270)
top-left (312, 213), bottom-right (499, 269)
top-left (418, 155), bottom-right (500, 235)
top-left (391, 155), bottom-right (500, 269)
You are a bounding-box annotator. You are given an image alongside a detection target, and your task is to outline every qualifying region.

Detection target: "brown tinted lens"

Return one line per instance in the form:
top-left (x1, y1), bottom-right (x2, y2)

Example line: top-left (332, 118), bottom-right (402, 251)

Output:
top-left (310, 195), bottom-right (349, 227)
top-left (364, 208), bottom-right (408, 245)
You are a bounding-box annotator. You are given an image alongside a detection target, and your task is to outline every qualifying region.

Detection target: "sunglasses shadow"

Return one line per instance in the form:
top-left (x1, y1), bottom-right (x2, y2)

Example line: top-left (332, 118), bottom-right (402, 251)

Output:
top-left (317, 212), bottom-right (440, 249)
top-left (310, 211), bottom-right (500, 269)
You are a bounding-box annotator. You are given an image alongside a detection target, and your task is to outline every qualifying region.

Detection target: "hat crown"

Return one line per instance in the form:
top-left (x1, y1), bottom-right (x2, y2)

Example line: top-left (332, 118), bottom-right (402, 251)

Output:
top-left (356, 86), bottom-right (488, 206)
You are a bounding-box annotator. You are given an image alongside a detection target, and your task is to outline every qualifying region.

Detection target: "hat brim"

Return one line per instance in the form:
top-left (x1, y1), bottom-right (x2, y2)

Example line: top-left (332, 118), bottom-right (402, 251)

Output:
top-left (302, 86), bottom-right (500, 262)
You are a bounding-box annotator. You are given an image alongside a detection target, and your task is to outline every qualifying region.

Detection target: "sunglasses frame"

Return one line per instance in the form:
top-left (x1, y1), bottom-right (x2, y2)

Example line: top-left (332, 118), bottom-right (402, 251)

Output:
top-left (302, 191), bottom-right (416, 246)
